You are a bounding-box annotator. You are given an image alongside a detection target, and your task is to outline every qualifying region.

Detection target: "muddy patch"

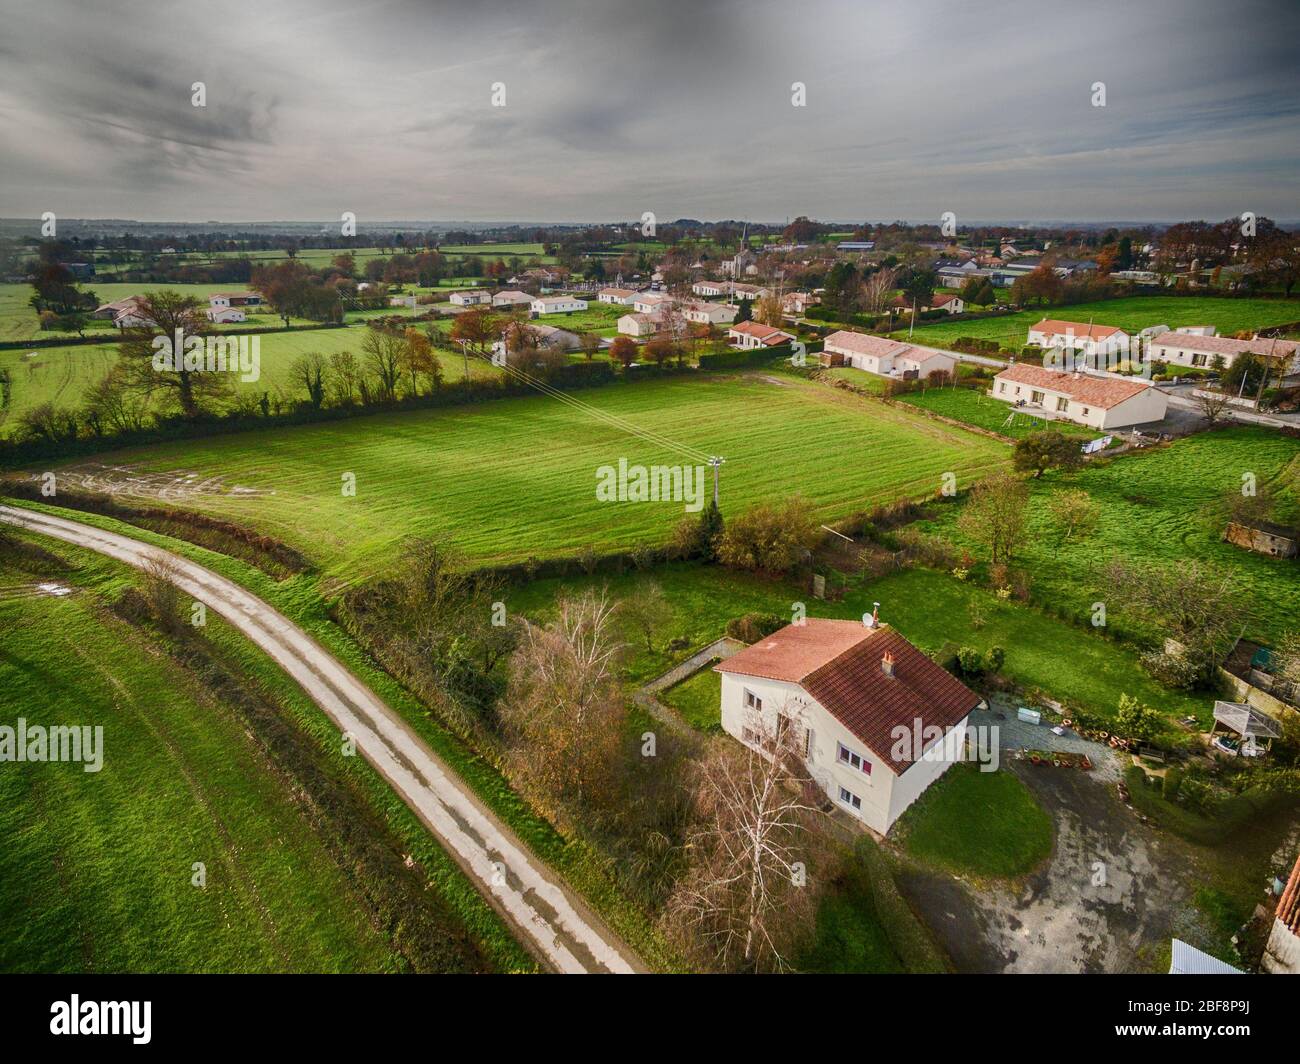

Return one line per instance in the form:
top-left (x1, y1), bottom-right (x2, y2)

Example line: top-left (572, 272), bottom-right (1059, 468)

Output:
top-left (32, 464), bottom-right (274, 502)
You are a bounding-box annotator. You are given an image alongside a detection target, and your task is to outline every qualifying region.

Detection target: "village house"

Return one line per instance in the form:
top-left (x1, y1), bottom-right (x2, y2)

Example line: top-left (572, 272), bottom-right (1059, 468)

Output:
top-left (692, 280), bottom-right (729, 298)
top-left (491, 290), bottom-right (534, 309)
top-left (617, 312), bottom-right (661, 337)
top-left (782, 291), bottom-right (818, 315)
top-left (531, 295), bottom-right (588, 315)
top-left (991, 364), bottom-right (1168, 429)
top-left (449, 289), bottom-right (492, 306)
top-left (209, 291), bottom-right (262, 308)
top-left (1147, 330), bottom-right (1300, 373)
top-left (490, 322), bottom-right (581, 359)
top-left (820, 330), bottom-right (956, 379)
top-left (1263, 853), bottom-right (1300, 974)
top-left (720, 248), bottom-right (758, 278)
top-left (1026, 319), bottom-right (1129, 359)
top-left (727, 320), bottom-right (794, 349)
top-left (633, 293), bottom-right (674, 314)
top-left (715, 617), bottom-right (983, 834)
top-left (681, 301), bottom-right (738, 325)
top-left (729, 282), bottom-right (768, 302)
top-left (92, 296), bottom-right (145, 321)
top-left (597, 287), bottom-right (639, 305)
top-left (931, 294), bottom-right (964, 314)
top-left (206, 306), bottom-right (246, 324)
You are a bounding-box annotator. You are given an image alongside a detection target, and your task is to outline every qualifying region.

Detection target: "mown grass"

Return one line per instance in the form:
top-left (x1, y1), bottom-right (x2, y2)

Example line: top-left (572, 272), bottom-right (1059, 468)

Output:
top-left (37, 374), bottom-right (1010, 578)
top-left (889, 295), bottom-right (1300, 351)
top-left (895, 765), bottom-right (1054, 879)
top-left (0, 551), bottom-right (433, 972)
top-left (918, 426), bottom-right (1300, 645)
top-left (659, 665), bottom-right (723, 733)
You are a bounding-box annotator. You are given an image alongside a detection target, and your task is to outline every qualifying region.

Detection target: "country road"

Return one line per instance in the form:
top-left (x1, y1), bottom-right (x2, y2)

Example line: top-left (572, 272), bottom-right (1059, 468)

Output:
top-left (0, 503), bottom-right (642, 975)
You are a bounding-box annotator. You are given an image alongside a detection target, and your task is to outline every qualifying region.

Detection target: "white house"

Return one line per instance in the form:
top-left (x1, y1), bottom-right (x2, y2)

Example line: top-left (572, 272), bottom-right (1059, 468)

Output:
top-left (782, 291), bottom-right (818, 315)
top-left (715, 618), bottom-right (982, 835)
top-left (821, 331), bottom-right (956, 379)
top-left (598, 287), bottom-right (639, 305)
top-left (930, 294), bottom-right (964, 314)
top-left (991, 364), bottom-right (1168, 429)
top-left (449, 289), bottom-right (491, 306)
top-left (531, 295), bottom-right (588, 315)
top-left (729, 282), bottom-right (768, 301)
top-left (209, 291), bottom-right (262, 308)
top-left (93, 296), bottom-right (145, 321)
top-left (1148, 330), bottom-right (1300, 373)
top-left (727, 321), bottom-right (794, 349)
top-left (617, 312), bottom-right (661, 337)
top-left (692, 280), bottom-right (728, 297)
top-left (206, 306), bottom-right (246, 324)
top-left (681, 301), bottom-right (738, 325)
top-left (491, 322), bottom-right (581, 359)
top-left (633, 293), bottom-right (674, 314)
top-left (491, 290), bottom-right (534, 309)
top-left (1026, 319), bottom-right (1129, 359)
top-left (1262, 853), bottom-right (1300, 974)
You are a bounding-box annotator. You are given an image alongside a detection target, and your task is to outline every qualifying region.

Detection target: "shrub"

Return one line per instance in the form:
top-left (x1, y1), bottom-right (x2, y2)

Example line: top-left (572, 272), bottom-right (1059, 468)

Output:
top-left (1115, 693), bottom-right (1162, 743)
top-left (716, 495), bottom-right (819, 574)
top-left (957, 646), bottom-right (985, 676)
top-left (983, 646), bottom-right (1005, 674)
top-left (726, 612), bottom-right (786, 643)
top-left (1162, 766), bottom-right (1183, 801)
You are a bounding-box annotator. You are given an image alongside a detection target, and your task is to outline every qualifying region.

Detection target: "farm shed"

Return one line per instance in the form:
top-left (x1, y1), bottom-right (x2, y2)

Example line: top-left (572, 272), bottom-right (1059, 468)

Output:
top-left (1223, 519), bottom-right (1298, 559)
top-left (1211, 700), bottom-right (1281, 757)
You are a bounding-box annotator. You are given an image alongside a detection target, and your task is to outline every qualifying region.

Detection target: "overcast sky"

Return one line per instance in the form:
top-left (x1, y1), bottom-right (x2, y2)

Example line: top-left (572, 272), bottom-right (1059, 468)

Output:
top-left (1, 0), bottom-right (1297, 224)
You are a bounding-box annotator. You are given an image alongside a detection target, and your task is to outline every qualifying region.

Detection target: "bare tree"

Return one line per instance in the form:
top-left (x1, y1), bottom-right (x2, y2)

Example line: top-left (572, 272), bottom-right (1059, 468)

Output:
top-left (500, 590), bottom-right (627, 812)
top-left (860, 266), bottom-right (897, 315)
top-left (621, 580), bottom-right (672, 652)
top-left (329, 349), bottom-right (360, 405)
top-left (1196, 389), bottom-right (1233, 426)
top-left (361, 328), bottom-right (404, 402)
top-left (290, 352), bottom-right (329, 408)
top-left (666, 712), bottom-right (823, 972)
top-left (117, 290), bottom-right (229, 419)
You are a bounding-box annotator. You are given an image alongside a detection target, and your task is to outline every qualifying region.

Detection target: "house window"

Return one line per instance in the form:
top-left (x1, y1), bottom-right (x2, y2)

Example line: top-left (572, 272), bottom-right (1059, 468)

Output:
top-left (743, 689), bottom-right (762, 712)
top-left (1055, 397), bottom-right (1069, 412)
top-left (837, 786), bottom-right (862, 811)
top-left (1081, 407), bottom-right (1090, 417)
top-left (742, 726), bottom-right (759, 745)
top-left (836, 742), bottom-right (872, 776)
top-left (1030, 390), bottom-right (1045, 404)
top-left (1193, 353), bottom-right (1207, 367)
top-left (998, 382), bottom-right (1007, 394)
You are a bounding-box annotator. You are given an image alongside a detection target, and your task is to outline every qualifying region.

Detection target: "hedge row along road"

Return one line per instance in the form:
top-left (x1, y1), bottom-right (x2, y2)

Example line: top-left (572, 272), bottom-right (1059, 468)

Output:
top-left (0, 503), bottom-right (642, 975)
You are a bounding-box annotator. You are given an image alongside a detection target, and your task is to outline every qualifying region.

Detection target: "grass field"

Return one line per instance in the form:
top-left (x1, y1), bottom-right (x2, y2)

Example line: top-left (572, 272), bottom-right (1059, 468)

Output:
top-left (32, 374), bottom-right (1011, 578)
top-left (890, 296), bottom-right (1300, 352)
top-left (895, 765), bottom-right (1054, 878)
top-left (659, 664), bottom-right (723, 733)
top-left (896, 385), bottom-right (1098, 439)
top-left (918, 426), bottom-right (1300, 645)
top-left (0, 557), bottom-right (408, 972)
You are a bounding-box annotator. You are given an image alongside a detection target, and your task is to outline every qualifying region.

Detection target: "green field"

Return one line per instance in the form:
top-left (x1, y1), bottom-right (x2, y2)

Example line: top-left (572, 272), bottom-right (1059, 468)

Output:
top-left (890, 296), bottom-right (1300, 351)
top-left (32, 374), bottom-right (1010, 578)
top-left (896, 765), bottom-right (1054, 878)
top-left (659, 665), bottom-right (723, 733)
top-left (918, 426), bottom-right (1300, 645)
top-left (0, 556), bottom-right (411, 972)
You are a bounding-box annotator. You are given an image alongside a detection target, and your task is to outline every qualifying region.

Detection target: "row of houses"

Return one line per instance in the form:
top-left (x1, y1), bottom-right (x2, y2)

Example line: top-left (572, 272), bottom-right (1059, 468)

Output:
top-left (93, 290), bottom-right (265, 327)
top-left (1028, 318), bottom-right (1300, 373)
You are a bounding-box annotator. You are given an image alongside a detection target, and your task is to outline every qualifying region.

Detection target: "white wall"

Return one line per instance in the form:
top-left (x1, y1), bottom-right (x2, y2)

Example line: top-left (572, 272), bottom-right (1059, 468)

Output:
top-left (1262, 918), bottom-right (1300, 974)
top-left (1100, 386), bottom-right (1168, 428)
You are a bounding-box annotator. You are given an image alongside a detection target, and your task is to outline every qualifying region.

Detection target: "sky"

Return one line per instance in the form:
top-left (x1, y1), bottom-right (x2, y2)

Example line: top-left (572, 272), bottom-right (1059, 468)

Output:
top-left (1, 0), bottom-right (1298, 225)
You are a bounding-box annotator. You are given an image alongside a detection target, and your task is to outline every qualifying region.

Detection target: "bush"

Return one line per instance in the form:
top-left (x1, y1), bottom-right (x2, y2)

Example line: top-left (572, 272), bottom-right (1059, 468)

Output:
top-left (957, 646), bottom-right (985, 676)
top-left (1162, 766), bottom-right (1183, 801)
top-left (1115, 693), bottom-right (1162, 743)
top-left (725, 612), bottom-right (785, 643)
top-left (983, 645), bottom-right (1005, 674)
top-left (716, 495), bottom-right (820, 574)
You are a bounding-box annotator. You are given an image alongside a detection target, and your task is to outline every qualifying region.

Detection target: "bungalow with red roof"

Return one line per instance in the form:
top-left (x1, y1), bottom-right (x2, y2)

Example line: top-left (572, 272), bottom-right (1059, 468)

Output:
top-left (821, 330), bottom-right (956, 379)
top-left (991, 364), bottom-right (1168, 429)
top-left (1148, 330), bottom-right (1300, 374)
top-left (715, 616), bottom-right (983, 834)
top-left (727, 320), bottom-right (793, 349)
top-left (597, 287), bottom-right (639, 305)
top-left (931, 293), bottom-right (963, 314)
top-left (1027, 319), bottom-right (1128, 359)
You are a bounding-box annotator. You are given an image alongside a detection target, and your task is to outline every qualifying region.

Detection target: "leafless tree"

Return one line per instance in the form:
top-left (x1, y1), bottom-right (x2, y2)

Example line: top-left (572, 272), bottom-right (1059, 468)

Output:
top-left (621, 580), bottom-right (672, 652)
top-left (860, 266), bottom-right (898, 315)
top-left (666, 711), bottom-right (824, 972)
top-left (1196, 389), bottom-right (1233, 426)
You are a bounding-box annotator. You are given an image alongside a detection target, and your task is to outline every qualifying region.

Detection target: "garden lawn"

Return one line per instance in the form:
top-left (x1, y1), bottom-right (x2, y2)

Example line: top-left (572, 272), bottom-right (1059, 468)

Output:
top-left (659, 664), bottom-right (723, 733)
top-left (889, 295), bottom-right (1300, 352)
top-left (36, 373), bottom-right (1010, 578)
top-left (895, 765), bottom-right (1054, 878)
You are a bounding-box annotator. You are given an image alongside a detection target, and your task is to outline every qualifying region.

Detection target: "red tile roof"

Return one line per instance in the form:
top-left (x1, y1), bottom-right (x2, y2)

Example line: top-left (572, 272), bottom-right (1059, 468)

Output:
top-left (718, 621), bottom-right (980, 772)
top-left (1150, 332), bottom-right (1300, 359)
top-left (1031, 318), bottom-right (1123, 340)
top-left (729, 320), bottom-right (790, 345)
top-left (1278, 852), bottom-right (1300, 938)
top-left (994, 363), bottom-right (1152, 409)
top-left (823, 330), bottom-right (913, 359)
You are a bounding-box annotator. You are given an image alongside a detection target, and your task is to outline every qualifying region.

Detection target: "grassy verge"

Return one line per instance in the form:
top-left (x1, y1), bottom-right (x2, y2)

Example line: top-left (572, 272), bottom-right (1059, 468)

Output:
top-left (659, 664), bottom-right (723, 733)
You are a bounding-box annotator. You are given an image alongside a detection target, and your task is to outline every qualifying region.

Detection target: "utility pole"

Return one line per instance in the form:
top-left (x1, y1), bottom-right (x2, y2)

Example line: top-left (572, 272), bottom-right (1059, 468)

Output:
top-left (454, 338), bottom-right (471, 384)
top-left (707, 456), bottom-right (725, 509)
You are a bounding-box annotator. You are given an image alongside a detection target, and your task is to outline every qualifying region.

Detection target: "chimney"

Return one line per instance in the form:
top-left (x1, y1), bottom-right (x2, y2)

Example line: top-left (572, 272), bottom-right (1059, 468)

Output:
top-left (881, 651), bottom-right (895, 678)
top-left (871, 602), bottom-right (880, 627)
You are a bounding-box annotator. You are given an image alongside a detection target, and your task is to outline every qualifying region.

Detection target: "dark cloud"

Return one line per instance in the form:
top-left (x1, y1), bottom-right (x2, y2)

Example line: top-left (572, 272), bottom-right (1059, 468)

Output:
top-left (0, 0), bottom-right (1296, 221)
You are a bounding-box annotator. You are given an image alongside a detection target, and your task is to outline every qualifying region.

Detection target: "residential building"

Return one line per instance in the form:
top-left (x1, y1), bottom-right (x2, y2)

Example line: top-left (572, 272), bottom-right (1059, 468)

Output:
top-left (931, 294), bottom-right (964, 314)
top-left (720, 248), bottom-right (758, 278)
top-left (93, 296), bottom-right (145, 321)
top-left (1026, 319), bottom-right (1129, 359)
top-left (715, 617), bottom-right (982, 834)
top-left (633, 293), bottom-right (674, 314)
top-left (681, 301), bottom-right (738, 325)
top-left (727, 321), bottom-right (793, 349)
top-left (990, 364), bottom-right (1168, 429)
top-left (210, 291), bottom-right (262, 307)
top-left (821, 331), bottom-right (956, 379)
top-left (449, 289), bottom-right (492, 306)
top-left (491, 290), bottom-right (534, 309)
top-left (1262, 853), bottom-right (1300, 974)
top-left (836, 241), bottom-right (875, 251)
top-left (531, 295), bottom-right (588, 315)
top-left (1147, 331), bottom-right (1300, 373)
top-left (206, 306), bottom-right (246, 324)
top-left (491, 322), bottom-right (580, 358)
top-left (782, 291), bottom-right (818, 315)
top-left (597, 287), bottom-right (639, 305)
top-left (617, 312), bottom-right (661, 337)
top-left (692, 280), bottom-right (728, 298)
top-left (729, 282), bottom-right (768, 301)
